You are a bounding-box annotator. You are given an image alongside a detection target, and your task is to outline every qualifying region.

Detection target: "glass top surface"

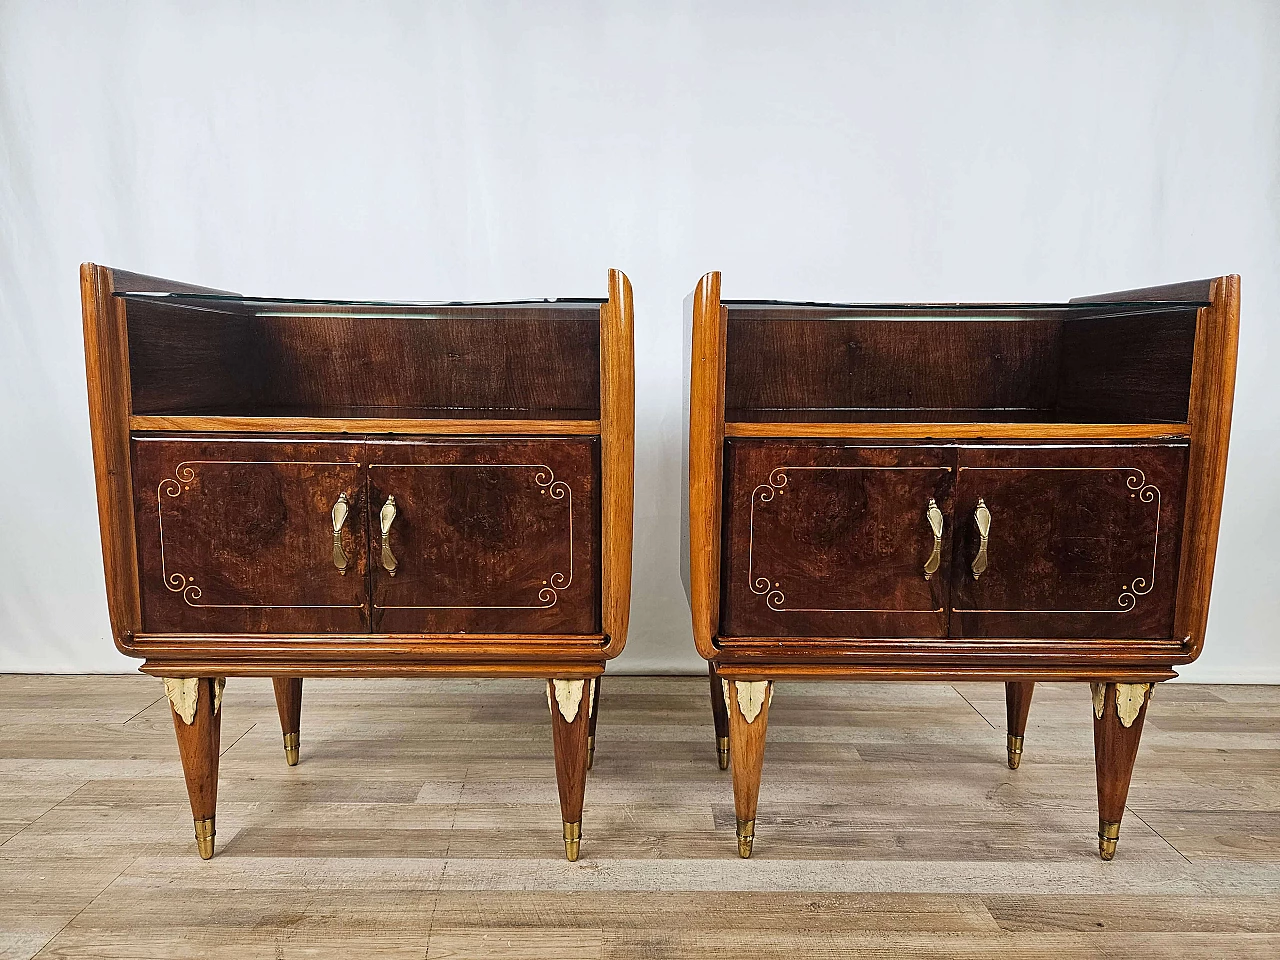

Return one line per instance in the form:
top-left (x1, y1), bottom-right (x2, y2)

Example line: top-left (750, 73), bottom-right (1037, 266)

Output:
top-left (113, 292), bottom-right (606, 310)
top-left (723, 298), bottom-right (1209, 310)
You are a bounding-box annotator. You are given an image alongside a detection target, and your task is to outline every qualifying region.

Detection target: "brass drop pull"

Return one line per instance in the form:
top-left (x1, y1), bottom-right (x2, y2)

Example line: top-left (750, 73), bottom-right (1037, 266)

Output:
top-left (379, 495), bottom-right (398, 577)
top-left (971, 497), bottom-right (992, 580)
top-left (331, 493), bottom-right (351, 574)
top-left (923, 498), bottom-right (943, 580)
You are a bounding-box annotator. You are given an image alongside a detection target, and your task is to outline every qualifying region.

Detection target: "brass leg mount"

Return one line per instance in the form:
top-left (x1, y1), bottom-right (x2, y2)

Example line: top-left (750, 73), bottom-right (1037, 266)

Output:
top-left (1006, 734), bottom-right (1024, 770)
top-left (563, 820), bottom-right (582, 862)
top-left (717, 736), bottom-right (730, 771)
top-left (194, 816), bottom-right (216, 860)
top-left (587, 735), bottom-right (596, 771)
top-left (736, 817), bottom-right (755, 859)
top-left (283, 732), bottom-right (300, 766)
top-left (1098, 819), bottom-right (1121, 861)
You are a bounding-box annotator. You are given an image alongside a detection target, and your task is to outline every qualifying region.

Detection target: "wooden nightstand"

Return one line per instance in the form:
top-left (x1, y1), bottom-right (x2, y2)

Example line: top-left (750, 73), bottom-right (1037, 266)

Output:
top-left (82, 265), bottom-right (634, 860)
top-left (683, 272), bottom-right (1238, 860)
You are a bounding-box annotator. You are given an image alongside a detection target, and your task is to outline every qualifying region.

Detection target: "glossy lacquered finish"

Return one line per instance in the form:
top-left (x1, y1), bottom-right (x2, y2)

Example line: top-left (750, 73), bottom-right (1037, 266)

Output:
top-left (82, 264), bottom-right (635, 861)
top-left (685, 271), bottom-right (1239, 862)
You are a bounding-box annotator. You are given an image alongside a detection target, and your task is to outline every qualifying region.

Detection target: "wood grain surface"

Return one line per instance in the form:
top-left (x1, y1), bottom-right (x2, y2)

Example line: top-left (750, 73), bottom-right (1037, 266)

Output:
top-left (2, 675), bottom-right (1278, 958)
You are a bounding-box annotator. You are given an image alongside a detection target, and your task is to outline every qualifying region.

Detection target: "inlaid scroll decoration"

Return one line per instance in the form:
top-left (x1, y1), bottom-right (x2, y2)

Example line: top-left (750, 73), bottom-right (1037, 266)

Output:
top-left (372, 463), bottom-right (573, 610)
top-left (748, 465), bottom-right (949, 613)
top-left (953, 467), bottom-right (1162, 615)
top-left (157, 461), bottom-right (362, 609)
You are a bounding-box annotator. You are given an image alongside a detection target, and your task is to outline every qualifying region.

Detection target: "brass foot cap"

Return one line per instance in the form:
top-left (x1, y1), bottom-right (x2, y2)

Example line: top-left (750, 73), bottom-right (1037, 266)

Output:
top-left (1007, 734), bottom-right (1024, 770)
top-left (563, 821), bottom-right (581, 862)
top-left (283, 732), bottom-right (300, 766)
top-left (587, 735), bottom-right (596, 771)
top-left (194, 817), bottom-right (215, 860)
top-left (736, 818), bottom-right (755, 859)
top-left (717, 737), bottom-right (730, 771)
top-left (1098, 820), bottom-right (1121, 861)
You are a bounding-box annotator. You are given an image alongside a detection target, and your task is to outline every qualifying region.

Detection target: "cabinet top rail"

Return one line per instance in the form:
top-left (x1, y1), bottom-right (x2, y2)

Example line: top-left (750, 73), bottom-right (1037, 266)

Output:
top-left (113, 291), bottom-right (606, 315)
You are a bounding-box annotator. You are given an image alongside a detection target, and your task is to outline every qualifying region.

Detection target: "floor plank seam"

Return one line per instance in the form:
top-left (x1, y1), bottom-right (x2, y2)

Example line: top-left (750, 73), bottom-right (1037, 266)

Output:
top-left (952, 685), bottom-right (997, 731)
top-left (122, 692), bottom-right (166, 725)
top-left (28, 856), bottom-right (138, 960)
top-left (1128, 807), bottom-right (1194, 866)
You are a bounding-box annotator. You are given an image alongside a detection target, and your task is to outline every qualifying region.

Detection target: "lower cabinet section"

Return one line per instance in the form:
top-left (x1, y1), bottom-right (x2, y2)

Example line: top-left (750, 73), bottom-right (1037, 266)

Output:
top-left (720, 439), bottom-right (1187, 642)
top-left (132, 435), bottom-right (600, 636)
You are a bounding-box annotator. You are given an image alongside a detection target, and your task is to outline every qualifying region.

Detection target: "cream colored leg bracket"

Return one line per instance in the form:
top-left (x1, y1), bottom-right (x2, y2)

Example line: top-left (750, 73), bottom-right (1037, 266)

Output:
top-left (547, 679), bottom-right (587, 723)
top-left (722, 679), bottom-right (771, 724)
top-left (163, 678), bottom-right (226, 725)
top-left (1091, 682), bottom-right (1153, 728)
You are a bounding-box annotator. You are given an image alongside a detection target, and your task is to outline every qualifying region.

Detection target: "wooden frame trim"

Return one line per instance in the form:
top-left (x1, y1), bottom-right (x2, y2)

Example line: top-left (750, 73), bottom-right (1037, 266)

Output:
top-left (725, 421), bottom-right (1190, 440)
top-left (714, 663), bottom-right (1176, 683)
top-left (81, 264), bottom-right (141, 652)
top-left (139, 660), bottom-right (605, 679)
top-left (598, 268), bottom-right (635, 658)
top-left (686, 272), bottom-right (727, 660)
top-left (1174, 274), bottom-right (1240, 660)
top-left (130, 415), bottom-right (601, 435)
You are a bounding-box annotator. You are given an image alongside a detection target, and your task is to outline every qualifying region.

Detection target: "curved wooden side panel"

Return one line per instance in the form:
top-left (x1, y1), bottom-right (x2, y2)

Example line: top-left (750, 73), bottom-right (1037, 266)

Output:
top-left (599, 268), bottom-right (635, 657)
top-left (1175, 274), bottom-right (1240, 661)
top-left (82, 264), bottom-right (241, 656)
top-left (81, 263), bottom-right (140, 654)
top-left (685, 272), bottom-right (726, 660)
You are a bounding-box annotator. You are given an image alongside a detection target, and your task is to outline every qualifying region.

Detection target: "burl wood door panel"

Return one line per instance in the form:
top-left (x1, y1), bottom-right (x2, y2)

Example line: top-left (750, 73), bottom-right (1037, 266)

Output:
top-left (367, 438), bottom-right (600, 635)
top-left (949, 444), bottom-right (1187, 639)
top-left (132, 437), bottom-right (368, 634)
top-left (721, 441), bottom-right (955, 638)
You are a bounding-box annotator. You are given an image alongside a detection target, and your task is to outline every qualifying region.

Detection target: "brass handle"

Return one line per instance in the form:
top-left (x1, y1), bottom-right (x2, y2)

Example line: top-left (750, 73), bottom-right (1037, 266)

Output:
top-left (379, 495), bottom-right (398, 577)
top-left (331, 493), bottom-right (351, 574)
top-left (924, 498), bottom-right (943, 580)
top-left (971, 497), bottom-right (991, 580)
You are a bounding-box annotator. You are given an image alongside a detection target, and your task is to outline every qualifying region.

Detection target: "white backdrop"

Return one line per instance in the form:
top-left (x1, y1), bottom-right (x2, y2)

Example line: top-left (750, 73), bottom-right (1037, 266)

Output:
top-left (1, 1), bottom-right (1277, 678)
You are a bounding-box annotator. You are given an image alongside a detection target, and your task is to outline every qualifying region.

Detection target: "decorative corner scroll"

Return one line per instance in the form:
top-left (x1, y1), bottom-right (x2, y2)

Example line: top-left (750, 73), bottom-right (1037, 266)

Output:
top-left (549, 679), bottom-right (586, 723)
top-left (734, 680), bottom-right (771, 724)
top-left (163, 677), bottom-right (227, 725)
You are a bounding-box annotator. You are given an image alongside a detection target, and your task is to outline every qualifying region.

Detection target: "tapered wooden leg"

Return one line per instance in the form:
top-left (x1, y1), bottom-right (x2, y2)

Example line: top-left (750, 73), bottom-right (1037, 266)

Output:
top-left (725, 678), bottom-right (772, 858)
top-left (708, 662), bottom-right (730, 770)
top-left (1004, 681), bottom-right (1034, 769)
top-left (1091, 681), bottom-right (1154, 861)
top-left (586, 676), bottom-right (602, 770)
top-left (164, 678), bottom-right (224, 859)
top-left (272, 678), bottom-right (303, 766)
top-left (547, 679), bottom-right (592, 861)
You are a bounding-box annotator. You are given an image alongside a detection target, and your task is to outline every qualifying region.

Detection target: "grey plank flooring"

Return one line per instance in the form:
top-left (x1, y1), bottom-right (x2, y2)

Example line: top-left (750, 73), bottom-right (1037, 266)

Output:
top-left (1, 675), bottom-right (1277, 958)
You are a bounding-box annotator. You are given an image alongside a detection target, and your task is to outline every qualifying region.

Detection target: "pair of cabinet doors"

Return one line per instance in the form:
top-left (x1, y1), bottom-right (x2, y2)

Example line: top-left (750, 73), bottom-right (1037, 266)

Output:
top-left (720, 440), bottom-right (1187, 641)
top-left (131, 436), bottom-right (600, 636)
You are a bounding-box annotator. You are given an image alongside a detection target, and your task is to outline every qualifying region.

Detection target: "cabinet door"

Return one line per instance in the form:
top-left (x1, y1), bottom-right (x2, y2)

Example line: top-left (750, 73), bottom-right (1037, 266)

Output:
top-left (949, 444), bottom-right (1187, 639)
top-left (720, 441), bottom-right (954, 638)
top-left (132, 437), bottom-right (368, 634)
top-left (367, 438), bottom-right (600, 635)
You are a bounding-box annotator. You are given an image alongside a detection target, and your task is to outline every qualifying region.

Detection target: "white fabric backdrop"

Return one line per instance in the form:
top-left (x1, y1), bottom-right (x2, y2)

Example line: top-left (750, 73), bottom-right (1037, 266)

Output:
top-left (1, 1), bottom-right (1277, 678)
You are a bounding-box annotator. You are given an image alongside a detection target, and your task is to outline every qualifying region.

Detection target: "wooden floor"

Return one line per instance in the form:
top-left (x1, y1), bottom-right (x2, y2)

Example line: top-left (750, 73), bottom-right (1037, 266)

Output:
top-left (2, 676), bottom-right (1279, 958)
